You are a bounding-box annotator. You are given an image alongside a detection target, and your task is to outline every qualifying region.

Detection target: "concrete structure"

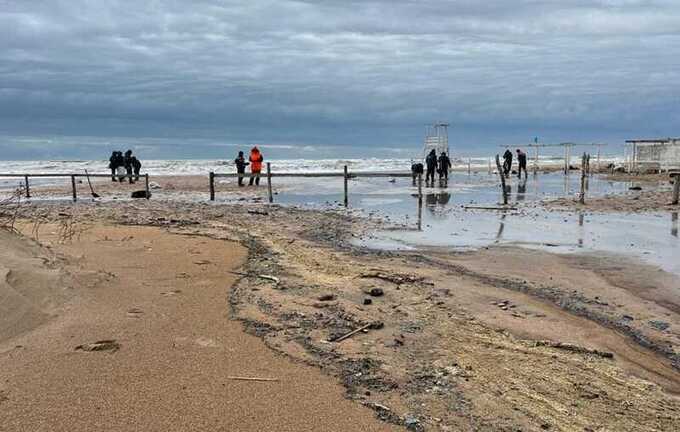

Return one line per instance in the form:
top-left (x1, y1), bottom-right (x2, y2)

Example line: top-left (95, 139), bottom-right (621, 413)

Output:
top-left (625, 138), bottom-right (680, 172)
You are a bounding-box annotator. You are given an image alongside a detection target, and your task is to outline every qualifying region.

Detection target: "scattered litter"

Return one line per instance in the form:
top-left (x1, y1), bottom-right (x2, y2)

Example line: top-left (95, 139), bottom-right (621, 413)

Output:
top-left (227, 376), bottom-right (279, 382)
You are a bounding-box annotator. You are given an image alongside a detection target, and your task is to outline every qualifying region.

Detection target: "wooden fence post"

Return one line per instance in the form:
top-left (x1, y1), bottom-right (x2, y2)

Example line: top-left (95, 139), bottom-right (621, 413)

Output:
top-left (495, 154), bottom-right (508, 205)
top-left (71, 175), bottom-right (77, 202)
top-left (343, 165), bottom-right (348, 207)
top-left (579, 153), bottom-right (587, 204)
top-left (488, 158), bottom-right (492, 175)
top-left (209, 172), bottom-right (215, 201)
top-left (417, 173), bottom-right (423, 231)
top-left (145, 174), bottom-right (150, 199)
top-left (468, 158), bottom-right (471, 175)
top-left (672, 174), bottom-right (680, 205)
top-left (24, 175), bottom-right (30, 198)
top-left (266, 163), bottom-right (273, 203)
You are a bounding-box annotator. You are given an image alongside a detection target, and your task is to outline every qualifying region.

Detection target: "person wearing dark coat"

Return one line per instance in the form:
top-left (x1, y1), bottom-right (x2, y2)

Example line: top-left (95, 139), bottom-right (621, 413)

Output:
top-left (438, 152), bottom-right (452, 183)
top-left (234, 151), bottom-right (249, 187)
top-left (516, 148), bottom-right (527, 179)
top-left (502, 149), bottom-right (513, 178)
top-left (130, 156), bottom-right (142, 181)
top-left (411, 162), bottom-right (424, 186)
top-left (109, 151), bottom-right (119, 181)
top-left (425, 149), bottom-right (438, 187)
top-left (124, 150), bottom-right (135, 184)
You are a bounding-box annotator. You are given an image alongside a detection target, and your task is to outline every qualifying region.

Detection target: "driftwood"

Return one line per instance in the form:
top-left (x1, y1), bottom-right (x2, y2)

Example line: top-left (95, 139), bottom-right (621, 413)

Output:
top-left (229, 271), bottom-right (280, 284)
top-left (534, 340), bottom-right (613, 359)
top-left (359, 271), bottom-right (429, 285)
top-left (464, 205), bottom-right (518, 211)
top-left (330, 324), bottom-right (372, 343)
top-left (227, 376), bottom-right (279, 382)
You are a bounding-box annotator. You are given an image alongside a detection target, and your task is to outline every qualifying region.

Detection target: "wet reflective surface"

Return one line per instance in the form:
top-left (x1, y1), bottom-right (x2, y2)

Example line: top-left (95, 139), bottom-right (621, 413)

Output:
top-left (270, 172), bottom-right (678, 276)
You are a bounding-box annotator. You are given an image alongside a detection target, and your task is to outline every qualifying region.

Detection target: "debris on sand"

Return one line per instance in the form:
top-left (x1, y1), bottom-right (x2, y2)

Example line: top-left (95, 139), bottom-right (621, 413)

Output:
top-left (75, 340), bottom-right (120, 352)
top-left (534, 341), bottom-right (613, 359)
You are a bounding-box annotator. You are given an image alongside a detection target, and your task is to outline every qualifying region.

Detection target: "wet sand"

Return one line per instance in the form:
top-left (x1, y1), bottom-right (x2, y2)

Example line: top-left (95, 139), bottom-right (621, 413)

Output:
top-left (0, 224), bottom-right (398, 432)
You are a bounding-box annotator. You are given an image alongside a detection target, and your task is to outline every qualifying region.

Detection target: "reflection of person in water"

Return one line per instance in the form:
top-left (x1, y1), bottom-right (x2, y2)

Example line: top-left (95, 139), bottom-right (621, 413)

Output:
top-left (424, 192), bottom-right (452, 218)
top-left (516, 178), bottom-right (527, 202)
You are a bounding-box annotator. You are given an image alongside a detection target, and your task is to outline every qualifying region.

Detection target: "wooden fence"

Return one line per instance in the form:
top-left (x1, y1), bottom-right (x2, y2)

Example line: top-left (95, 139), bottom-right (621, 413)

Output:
top-left (210, 163), bottom-right (418, 206)
top-left (0, 173), bottom-right (150, 201)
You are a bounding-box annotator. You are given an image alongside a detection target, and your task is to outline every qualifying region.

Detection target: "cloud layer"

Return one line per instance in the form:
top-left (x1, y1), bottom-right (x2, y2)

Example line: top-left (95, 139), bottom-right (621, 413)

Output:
top-left (1, 0), bottom-right (679, 157)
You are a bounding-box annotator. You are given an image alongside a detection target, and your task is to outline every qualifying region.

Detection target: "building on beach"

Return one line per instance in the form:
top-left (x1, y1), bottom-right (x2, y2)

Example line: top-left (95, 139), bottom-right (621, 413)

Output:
top-left (625, 138), bottom-right (680, 172)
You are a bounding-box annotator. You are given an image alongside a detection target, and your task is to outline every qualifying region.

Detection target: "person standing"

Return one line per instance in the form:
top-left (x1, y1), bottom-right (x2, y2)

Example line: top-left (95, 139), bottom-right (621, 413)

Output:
top-left (438, 151), bottom-right (452, 185)
top-left (502, 149), bottom-right (513, 178)
top-left (109, 151), bottom-right (120, 182)
top-left (124, 150), bottom-right (135, 184)
top-left (516, 148), bottom-right (527, 179)
top-left (234, 151), bottom-right (249, 187)
top-left (131, 155), bottom-right (142, 181)
top-left (425, 149), bottom-right (438, 187)
top-left (248, 146), bottom-right (264, 186)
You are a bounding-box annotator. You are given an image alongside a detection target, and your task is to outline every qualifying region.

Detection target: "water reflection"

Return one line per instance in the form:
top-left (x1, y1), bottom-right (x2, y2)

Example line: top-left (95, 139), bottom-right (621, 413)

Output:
top-left (578, 213), bottom-right (585, 247)
top-left (495, 214), bottom-right (506, 242)
top-left (672, 212), bottom-right (678, 238)
top-left (516, 179), bottom-right (527, 202)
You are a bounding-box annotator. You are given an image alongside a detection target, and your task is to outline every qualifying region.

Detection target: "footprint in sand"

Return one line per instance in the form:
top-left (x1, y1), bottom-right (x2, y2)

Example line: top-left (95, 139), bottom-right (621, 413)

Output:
top-left (126, 308), bottom-right (144, 318)
top-left (160, 290), bottom-right (182, 297)
top-left (195, 337), bottom-right (220, 348)
top-left (75, 340), bottom-right (120, 352)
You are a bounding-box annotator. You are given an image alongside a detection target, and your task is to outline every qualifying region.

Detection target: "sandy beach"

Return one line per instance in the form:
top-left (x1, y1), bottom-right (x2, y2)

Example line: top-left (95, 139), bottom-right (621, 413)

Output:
top-left (0, 222), bottom-right (398, 431)
top-left (1, 181), bottom-right (678, 431)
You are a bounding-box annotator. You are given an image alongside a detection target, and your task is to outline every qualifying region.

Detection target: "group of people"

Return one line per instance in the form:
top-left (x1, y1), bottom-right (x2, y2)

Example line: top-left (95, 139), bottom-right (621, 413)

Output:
top-left (234, 146), bottom-right (264, 186)
top-left (502, 148), bottom-right (528, 179)
top-left (412, 150), bottom-right (452, 187)
top-left (108, 150), bottom-right (142, 183)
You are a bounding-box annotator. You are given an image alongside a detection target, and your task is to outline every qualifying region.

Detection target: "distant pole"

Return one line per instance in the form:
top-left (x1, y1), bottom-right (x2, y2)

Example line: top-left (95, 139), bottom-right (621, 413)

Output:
top-left (488, 158), bottom-right (492, 175)
top-left (417, 173), bottom-right (423, 230)
top-left (24, 175), bottom-right (30, 198)
top-left (266, 162), bottom-right (273, 203)
top-left (672, 174), bottom-right (680, 205)
top-left (579, 153), bottom-right (587, 204)
top-left (145, 174), bottom-right (150, 199)
top-left (209, 172), bottom-right (215, 201)
top-left (343, 165), bottom-right (349, 207)
top-left (468, 158), bottom-right (471, 175)
top-left (71, 175), bottom-right (77, 202)
top-left (534, 147), bottom-right (539, 173)
top-left (495, 154), bottom-right (508, 205)
top-left (597, 145), bottom-right (601, 173)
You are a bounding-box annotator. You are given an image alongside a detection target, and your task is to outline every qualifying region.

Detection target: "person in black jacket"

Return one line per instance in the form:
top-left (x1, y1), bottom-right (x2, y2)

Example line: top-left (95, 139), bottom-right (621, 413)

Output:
top-left (438, 152), bottom-right (452, 185)
top-left (234, 151), bottom-right (249, 186)
top-left (425, 149), bottom-right (438, 187)
top-left (516, 149), bottom-right (528, 179)
top-left (130, 156), bottom-right (142, 181)
top-left (124, 150), bottom-right (135, 184)
top-left (502, 149), bottom-right (513, 178)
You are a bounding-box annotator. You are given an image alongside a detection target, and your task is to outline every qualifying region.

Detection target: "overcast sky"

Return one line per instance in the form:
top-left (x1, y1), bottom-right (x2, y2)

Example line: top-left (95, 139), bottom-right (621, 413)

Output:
top-left (1, 0), bottom-right (679, 159)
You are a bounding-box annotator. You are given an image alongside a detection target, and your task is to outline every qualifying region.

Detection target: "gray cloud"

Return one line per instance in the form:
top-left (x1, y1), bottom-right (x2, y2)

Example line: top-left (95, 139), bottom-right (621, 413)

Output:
top-left (1, 0), bottom-right (679, 158)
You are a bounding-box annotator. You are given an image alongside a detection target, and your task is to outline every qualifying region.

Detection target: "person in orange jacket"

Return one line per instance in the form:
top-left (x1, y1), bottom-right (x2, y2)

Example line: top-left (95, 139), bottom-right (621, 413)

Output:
top-left (248, 146), bottom-right (264, 186)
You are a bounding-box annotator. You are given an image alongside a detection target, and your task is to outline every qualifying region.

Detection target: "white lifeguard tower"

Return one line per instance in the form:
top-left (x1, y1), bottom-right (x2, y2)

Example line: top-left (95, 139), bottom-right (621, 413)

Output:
top-left (422, 123), bottom-right (450, 160)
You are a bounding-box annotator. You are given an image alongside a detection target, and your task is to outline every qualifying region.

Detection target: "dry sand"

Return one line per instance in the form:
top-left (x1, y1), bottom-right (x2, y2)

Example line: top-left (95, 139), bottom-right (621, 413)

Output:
top-left (2, 177), bottom-right (680, 431)
top-left (0, 224), bottom-right (399, 432)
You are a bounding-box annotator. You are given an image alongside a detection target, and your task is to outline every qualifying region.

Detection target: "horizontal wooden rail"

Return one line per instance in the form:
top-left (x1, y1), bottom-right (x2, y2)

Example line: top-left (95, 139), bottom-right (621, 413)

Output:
top-left (0, 173), bottom-right (144, 178)
top-left (213, 172), bottom-right (413, 178)
top-left (0, 173), bottom-right (150, 201)
top-left (210, 167), bottom-right (418, 204)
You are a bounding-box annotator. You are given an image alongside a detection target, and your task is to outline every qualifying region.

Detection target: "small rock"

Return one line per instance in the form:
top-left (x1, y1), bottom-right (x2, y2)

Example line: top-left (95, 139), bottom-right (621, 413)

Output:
top-left (649, 320), bottom-right (670, 331)
top-left (75, 340), bottom-right (120, 352)
top-left (318, 294), bottom-right (336, 301)
top-left (369, 288), bottom-right (384, 297)
top-left (404, 416), bottom-right (424, 432)
top-left (363, 298), bottom-right (373, 305)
